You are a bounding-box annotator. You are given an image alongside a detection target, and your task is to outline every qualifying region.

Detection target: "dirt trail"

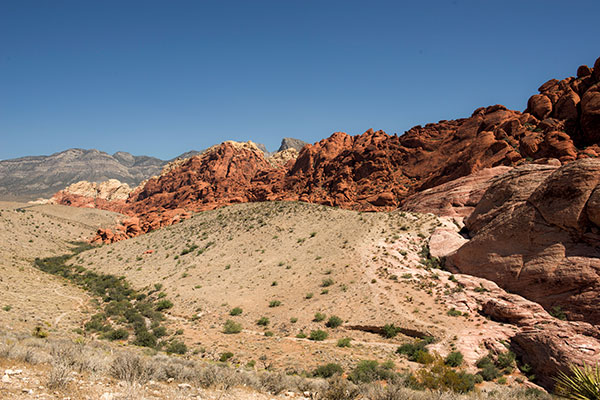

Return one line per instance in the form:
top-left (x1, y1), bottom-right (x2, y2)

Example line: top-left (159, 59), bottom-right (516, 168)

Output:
top-left (52, 288), bottom-right (86, 326)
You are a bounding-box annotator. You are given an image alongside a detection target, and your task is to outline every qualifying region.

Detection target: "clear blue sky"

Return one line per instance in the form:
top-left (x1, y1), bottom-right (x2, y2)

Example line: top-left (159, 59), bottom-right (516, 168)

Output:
top-left (1, 0), bottom-right (598, 160)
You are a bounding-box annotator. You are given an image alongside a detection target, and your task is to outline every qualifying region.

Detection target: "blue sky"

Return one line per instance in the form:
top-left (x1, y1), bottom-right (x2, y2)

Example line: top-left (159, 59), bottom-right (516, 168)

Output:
top-left (1, 0), bottom-right (598, 160)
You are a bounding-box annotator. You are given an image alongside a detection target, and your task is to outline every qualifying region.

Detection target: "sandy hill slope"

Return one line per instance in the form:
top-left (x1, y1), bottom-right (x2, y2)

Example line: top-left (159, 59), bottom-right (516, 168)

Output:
top-left (69, 202), bottom-right (518, 372)
top-left (0, 202), bottom-right (122, 333)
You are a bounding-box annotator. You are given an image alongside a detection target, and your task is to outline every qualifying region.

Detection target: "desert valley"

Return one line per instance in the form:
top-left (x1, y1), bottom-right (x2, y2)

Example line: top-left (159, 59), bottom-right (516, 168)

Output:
top-left (1, 54), bottom-right (600, 400)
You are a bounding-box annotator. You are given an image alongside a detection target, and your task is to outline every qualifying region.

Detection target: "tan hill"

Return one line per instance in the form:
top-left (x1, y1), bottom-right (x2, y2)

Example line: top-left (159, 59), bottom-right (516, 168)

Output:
top-left (0, 201), bottom-right (122, 334)
top-left (64, 201), bottom-right (598, 390)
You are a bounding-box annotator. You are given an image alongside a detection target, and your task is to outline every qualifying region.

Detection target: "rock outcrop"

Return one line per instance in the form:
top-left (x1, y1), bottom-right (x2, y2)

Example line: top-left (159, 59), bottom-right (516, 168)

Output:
top-left (448, 158), bottom-right (600, 325)
top-left (400, 166), bottom-right (512, 218)
top-left (49, 56), bottom-right (600, 246)
top-left (277, 137), bottom-right (308, 152)
top-left (50, 179), bottom-right (132, 212)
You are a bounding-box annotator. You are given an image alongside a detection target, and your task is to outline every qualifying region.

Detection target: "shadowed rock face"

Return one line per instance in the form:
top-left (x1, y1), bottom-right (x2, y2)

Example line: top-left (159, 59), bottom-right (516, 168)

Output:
top-left (448, 158), bottom-right (600, 325)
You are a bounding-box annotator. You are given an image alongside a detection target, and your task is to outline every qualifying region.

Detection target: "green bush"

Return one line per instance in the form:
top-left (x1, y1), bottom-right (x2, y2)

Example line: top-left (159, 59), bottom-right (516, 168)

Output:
top-left (269, 300), bottom-right (281, 307)
top-left (397, 339), bottom-right (432, 362)
top-left (257, 317), bottom-right (270, 326)
top-left (496, 351), bottom-right (515, 370)
top-left (337, 337), bottom-right (352, 347)
top-left (415, 361), bottom-right (476, 393)
top-left (445, 351), bottom-right (464, 367)
top-left (309, 330), bottom-right (328, 341)
top-left (219, 352), bottom-right (234, 362)
top-left (152, 326), bottom-right (167, 338)
top-left (133, 329), bottom-right (157, 348)
top-left (155, 299), bottom-right (173, 311)
top-left (447, 308), bottom-right (462, 317)
top-left (165, 340), bottom-right (188, 354)
top-left (104, 328), bottom-right (129, 341)
top-left (296, 332), bottom-right (307, 339)
top-left (223, 319), bottom-right (242, 334)
top-left (479, 364), bottom-right (501, 381)
top-left (326, 315), bottom-right (343, 328)
top-left (313, 312), bottom-right (326, 322)
top-left (313, 363), bottom-right (343, 378)
top-left (229, 307), bottom-right (243, 316)
top-left (321, 278), bottom-right (334, 287)
top-left (382, 323), bottom-right (401, 338)
top-left (348, 360), bottom-right (395, 384)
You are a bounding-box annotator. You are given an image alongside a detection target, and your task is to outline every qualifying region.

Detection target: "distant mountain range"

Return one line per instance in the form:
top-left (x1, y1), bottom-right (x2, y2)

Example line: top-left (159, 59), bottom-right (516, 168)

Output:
top-left (0, 138), bottom-right (308, 201)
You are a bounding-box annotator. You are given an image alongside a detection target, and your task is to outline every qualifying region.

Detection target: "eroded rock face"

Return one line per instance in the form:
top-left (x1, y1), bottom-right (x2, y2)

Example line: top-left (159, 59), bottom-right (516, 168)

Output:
top-left (527, 56), bottom-right (600, 147)
top-left (400, 166), bottom-right (512, 218)
top-left (477, 290), bottom-right (600, 390)
top-left (448, 159), bottom-right (600, 325)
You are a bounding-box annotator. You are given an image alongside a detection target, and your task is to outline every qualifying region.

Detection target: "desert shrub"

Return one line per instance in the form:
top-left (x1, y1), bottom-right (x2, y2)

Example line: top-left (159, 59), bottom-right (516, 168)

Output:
top-left (257, 317), bottom-right (270, 326)
top-left (397, 338), bottom-right (433, 363)
top-left (269, 300), bottom-right (281, 307)
top-left (444, 351), bottom-right (464, 367)
top-left (326, 315), bottom-right (343, 328)
top-left (133, 329), bottom-right (157, 348)
top-left (550, 305), bottom-right (567, 320)
top-left (110, 353), bottom-right (148, 383)
top-left (479, 363), bottom-right (501, 381)
top-left (348, 360), bottom-right (396, 383)
top-left (296, 332), bottom-right (307, 338)
top-left (103, 328), bottom-right (129, 341)
top-left (555, 363), bottom-right (600, 400)
top-left (321, 278), bottom-right (334, 287)
top-left (309, 330), bottom-right (328, 341)
top-left (219, 352), bottom-right (234, 362)
top-left (313, 312), bottom-right (326, 322)
top-left (337, 338), bottom-right (352, 347)
top-left (165, 340), bottom-right (187, 355)
top-left (153, 326), bottom-right (167, 338)
top-left (33, 326), bottom-right (48, 338)
top-left (447, 308), bottom-right (463, 317)
top-left (313, 363), bottom-right (343, 378)
top-left (223, 320), bottom-right (242, 334)
top-left (324, 375), bottom-right (360, 400)
top-left (414, 361), bottom-right (476, 393)
top-left (415, 350), bottom-right (434, 365)
top-left (382, 323), bottom-right (401, 338)
top-left (496, 351), bottom-right (516, 370)
top-left (47, 360), bottom-right (71, 389)
top-left (155, 299), bottom-right (173, 311)
top-left (105, 300), bottom-right (130, 316)
top-left (259, 371), bottom-right (290, 395)
top-left (85, 313), bottom-right (110, 332)
top-left (229, 307), bottom-right (242, 316)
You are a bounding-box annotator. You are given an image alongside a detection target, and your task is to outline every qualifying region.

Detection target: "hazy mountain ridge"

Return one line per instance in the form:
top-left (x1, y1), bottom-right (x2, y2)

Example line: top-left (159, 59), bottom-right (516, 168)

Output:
top-left (0, 138), bottom-right (305, 200)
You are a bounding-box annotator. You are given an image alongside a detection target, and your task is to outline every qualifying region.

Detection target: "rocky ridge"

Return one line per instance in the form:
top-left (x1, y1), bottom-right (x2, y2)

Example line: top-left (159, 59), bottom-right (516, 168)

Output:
top-left (53, 57), bottom-right (600, 243)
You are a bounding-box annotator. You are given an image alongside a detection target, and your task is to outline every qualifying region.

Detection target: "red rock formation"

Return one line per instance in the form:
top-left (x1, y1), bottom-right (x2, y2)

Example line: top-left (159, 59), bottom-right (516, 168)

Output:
top-left (448, 158), bottom-right (600, 325)
top-left (399, 166), bottom-right (512, 217)
top-left (478, 291), bottom-right (600, 390)
top-left (49, 56), bottom-right (600, 244)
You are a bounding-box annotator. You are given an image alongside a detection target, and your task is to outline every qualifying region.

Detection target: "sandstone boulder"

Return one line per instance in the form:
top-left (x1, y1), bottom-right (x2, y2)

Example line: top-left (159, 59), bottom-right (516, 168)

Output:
top-left (448, 159), bottom-right (600, 325)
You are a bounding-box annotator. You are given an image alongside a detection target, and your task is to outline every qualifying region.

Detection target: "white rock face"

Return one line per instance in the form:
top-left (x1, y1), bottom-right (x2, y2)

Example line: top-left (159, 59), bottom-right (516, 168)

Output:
top-left (57, 179), bottom-right (132, 201)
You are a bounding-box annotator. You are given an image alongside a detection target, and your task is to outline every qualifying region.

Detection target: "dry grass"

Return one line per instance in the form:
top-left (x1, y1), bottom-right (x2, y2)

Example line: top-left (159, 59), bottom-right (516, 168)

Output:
top-left (0, 330), bottom-right (553, 400)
